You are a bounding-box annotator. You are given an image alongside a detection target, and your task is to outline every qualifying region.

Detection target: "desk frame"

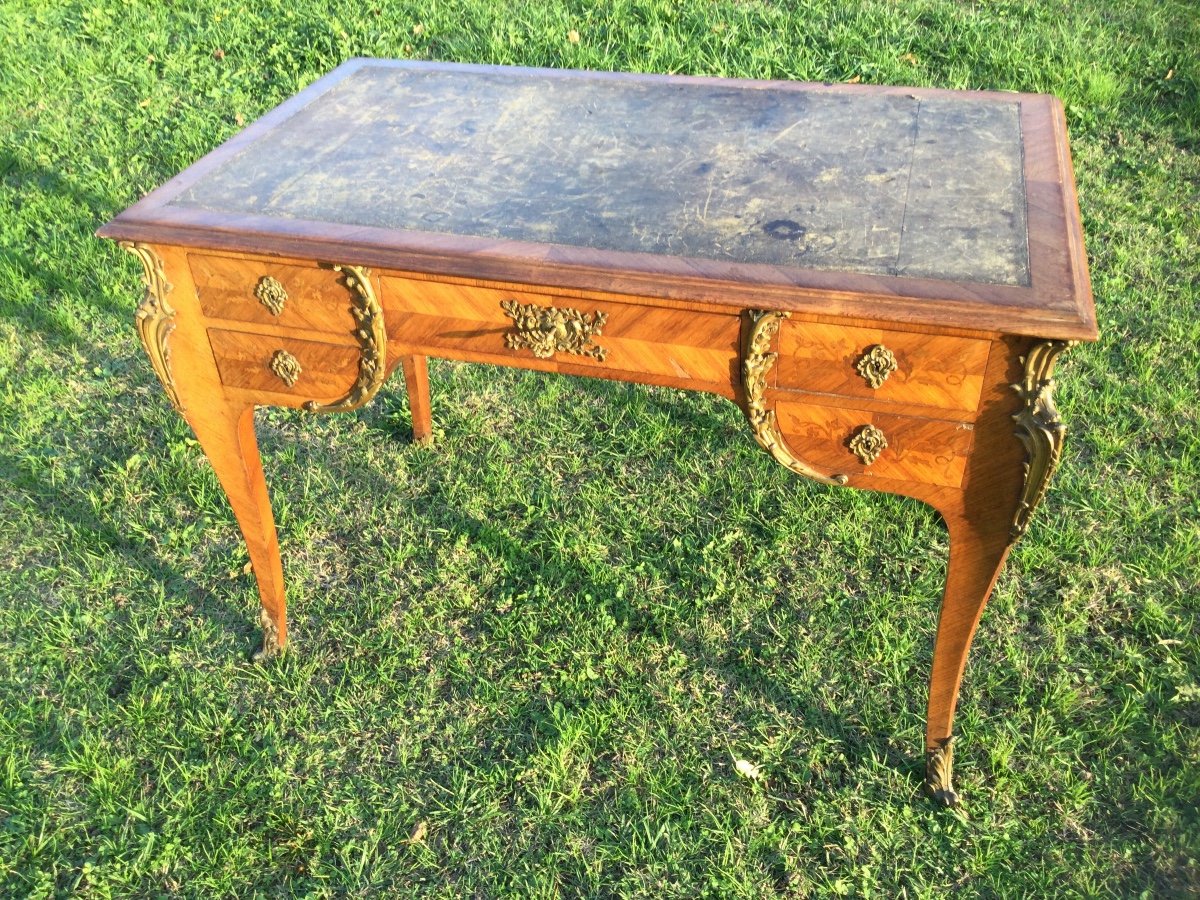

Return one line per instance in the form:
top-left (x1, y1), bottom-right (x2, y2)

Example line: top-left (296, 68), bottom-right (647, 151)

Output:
top-left (101, 61), bottom-right (1097, 806)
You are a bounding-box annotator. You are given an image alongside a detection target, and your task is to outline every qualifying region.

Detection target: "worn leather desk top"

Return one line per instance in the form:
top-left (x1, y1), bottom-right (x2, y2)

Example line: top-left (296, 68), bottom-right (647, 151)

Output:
top-left (100, 59), bottom-right (1095, 341)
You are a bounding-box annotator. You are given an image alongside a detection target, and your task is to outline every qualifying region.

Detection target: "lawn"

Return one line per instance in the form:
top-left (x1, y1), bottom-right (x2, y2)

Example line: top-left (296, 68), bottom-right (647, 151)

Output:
top-left (1, 0), bottom-right (1198, 895)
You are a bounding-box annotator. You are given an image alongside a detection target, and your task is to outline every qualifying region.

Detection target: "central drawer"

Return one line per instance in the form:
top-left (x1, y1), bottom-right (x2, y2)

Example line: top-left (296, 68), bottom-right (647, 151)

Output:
top-left (775, 321), bottom-right (991, 415)
top-left (380, 276), bottom-right (740, 390)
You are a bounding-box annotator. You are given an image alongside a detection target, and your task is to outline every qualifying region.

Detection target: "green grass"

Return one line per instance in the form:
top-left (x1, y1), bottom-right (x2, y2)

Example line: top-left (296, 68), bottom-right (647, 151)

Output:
top-left (1, 0), bottom-right (1198, 895)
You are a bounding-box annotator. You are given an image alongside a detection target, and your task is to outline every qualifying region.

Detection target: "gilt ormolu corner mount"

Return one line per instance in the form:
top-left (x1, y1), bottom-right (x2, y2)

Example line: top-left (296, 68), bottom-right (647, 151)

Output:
top-left (101, 59), bottom-right (1097, 806)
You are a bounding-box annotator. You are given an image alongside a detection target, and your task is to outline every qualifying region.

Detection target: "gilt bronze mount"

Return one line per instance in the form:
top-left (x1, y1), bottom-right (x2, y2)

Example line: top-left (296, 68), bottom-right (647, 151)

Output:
top-left (269, 349), bottom-right (302, 387)
top-left (743, 311), bottom-right (850, 487)
top-left (302, 265), bottom-right (388, 413)
top-left (500, 299), bottom-right (608, 362)
top-left (925, 737), bottom-right (958, 806)
top-left (254, 275), bottom-right (288, 316)
top-left (855, 344), bottom-right (898, 389)
top-left (1010, 340), bottom-right (1077, 540)
top-left (849, 423), bottom-right (888, 466)
top-left (122, 242), bottom-right (182, 412)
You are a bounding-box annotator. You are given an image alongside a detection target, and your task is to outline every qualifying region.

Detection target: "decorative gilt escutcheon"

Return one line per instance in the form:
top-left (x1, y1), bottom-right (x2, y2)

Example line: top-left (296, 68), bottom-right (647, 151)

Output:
top-left (255, 276), bottom-right (288, 316)
top-left (121, 241), bottom-right (183, 412)
top-left (849, 423), bottom-right (888, 466)
top-left (269, 349), bottom-right (302, 387)
top-left (925, 737), bottom-right (958, 806)
top-left (1010, 340), bottom-right (1077, 541)
top-left (500, 299), bottom-right (608, 362)
top-left (855, 344), bottom-right (897, 389)
top-left (743, 311), bottom-right (849, 487)
top-left (303, 265), bottom-right (388, 413)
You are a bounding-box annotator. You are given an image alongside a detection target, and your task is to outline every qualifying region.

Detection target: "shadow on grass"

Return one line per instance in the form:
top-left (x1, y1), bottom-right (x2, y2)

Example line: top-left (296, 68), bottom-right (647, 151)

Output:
top-left (0, 155), bottom-right (136, 349)
top-left (296, 374), bottom-right (938, 800)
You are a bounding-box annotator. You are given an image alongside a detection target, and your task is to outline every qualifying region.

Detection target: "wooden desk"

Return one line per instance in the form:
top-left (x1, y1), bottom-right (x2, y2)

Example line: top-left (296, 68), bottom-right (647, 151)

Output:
top-left (98, 59), bottom-right (1097, 805)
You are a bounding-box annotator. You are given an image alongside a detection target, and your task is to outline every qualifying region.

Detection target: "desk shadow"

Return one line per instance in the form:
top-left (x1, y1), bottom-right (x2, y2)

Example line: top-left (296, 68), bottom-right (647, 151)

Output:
top-left (0, 393), bottom-right (263, 672)
top-left (310, 381), bottom-right (932, 802)
top-left (1, 156), bottom-right (135, 336)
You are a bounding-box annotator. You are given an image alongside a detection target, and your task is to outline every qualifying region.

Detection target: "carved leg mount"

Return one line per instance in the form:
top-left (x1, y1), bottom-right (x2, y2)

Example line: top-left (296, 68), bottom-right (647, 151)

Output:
top-left (739, 311), bottom-right (1079, 805)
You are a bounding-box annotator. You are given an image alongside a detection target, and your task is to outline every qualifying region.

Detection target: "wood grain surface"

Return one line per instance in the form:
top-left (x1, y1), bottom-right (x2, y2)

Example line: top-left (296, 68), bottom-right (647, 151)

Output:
top-left (382, 275), bottom-right (741, 392)
top-left (774, 401), bottom-right (974, 488)
top-left (190, 253), bottom-right (357, 335)
top-left (208, 328), bottom-right (361, 401)
top-left (774, 320), bottom-right (991, 413)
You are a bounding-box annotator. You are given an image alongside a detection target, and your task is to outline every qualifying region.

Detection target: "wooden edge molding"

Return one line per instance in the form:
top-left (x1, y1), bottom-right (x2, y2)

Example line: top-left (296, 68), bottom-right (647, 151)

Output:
top-left (302, 265), bottom-right (388, 413)
top-left (743, 310), bottom-right (849, 487)
top-left (121, 241), bottom-right (183, 413)
top-left (1010, 339), bottom-right (1077, 541)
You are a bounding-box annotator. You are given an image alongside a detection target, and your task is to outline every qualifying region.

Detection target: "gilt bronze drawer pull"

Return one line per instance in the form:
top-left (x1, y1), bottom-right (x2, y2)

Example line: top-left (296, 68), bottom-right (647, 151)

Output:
top-left (255, 276), bottom-right (288, 316)
top-left (269, 349), bottom-right (302, 387)
top-left (501, 299), bottom-right (608, 362)
top-left (849, 423), bottom-right (888, 465)
top-left (855, 344), bottom-right (897, 388)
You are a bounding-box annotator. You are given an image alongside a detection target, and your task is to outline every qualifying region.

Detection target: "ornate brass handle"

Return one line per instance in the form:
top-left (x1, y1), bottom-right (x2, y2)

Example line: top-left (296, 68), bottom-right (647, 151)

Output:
top-left (849, 423), bottom-right (888, 466)
top-left (855, 344), bottom-right (897, 388)
top-left (501, 299), bottom-right (608, 362)
top-left (269, 349), bottom-right (302, 387)
top-left (255, 276), bottom-right (288, 316)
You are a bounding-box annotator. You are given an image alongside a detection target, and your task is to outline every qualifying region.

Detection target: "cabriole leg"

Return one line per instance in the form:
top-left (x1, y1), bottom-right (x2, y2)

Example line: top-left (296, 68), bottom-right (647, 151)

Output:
top-left (185, 401), bottom-right (288, 660)
top-left (124, 241), bottom-right (287, 661)
top-left (924, 517), bottom-right (1013, 805)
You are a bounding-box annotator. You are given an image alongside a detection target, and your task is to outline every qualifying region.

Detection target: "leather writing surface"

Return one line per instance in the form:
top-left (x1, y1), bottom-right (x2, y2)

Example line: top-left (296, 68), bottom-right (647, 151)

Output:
top-left (174, 66), bottom-right (1029, 286)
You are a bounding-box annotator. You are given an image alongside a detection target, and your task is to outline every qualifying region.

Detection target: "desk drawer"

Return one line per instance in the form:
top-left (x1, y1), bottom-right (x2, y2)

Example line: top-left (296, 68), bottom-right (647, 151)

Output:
top-left (190, 254), bottom-right (358, 336)
top-left (208, 329), bottom-right (361, 402)
top-left (380, 276), bottom-right (739, 388)
top-left (775, 321), bottom-right (990, 414)
top-left (774, 400), bottom-right (974, 488)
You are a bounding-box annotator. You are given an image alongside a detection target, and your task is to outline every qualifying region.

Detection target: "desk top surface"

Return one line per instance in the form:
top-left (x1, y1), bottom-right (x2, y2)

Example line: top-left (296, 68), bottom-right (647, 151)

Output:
top-left (100, 59), bottom-right (1096, 340)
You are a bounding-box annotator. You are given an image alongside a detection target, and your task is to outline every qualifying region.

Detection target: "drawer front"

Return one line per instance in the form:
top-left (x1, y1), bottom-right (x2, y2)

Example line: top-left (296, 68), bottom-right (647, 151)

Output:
top-left (190, 254), bottom-right (357, 335)
top-left (775, 321), bottom-right (990, 414)
top-left (774, 401), bottom-right (974, 488)
top-left (381, 276), bottom-right (739, 388)
top-left (209, 329), bottom-right (361, 401)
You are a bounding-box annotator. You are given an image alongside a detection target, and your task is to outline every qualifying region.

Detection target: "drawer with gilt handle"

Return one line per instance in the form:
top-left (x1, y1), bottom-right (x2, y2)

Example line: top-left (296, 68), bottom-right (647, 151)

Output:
top-left (774, 320), bottom-right (992, 416)
top-left (190, 253), bottom-right (361, 336)
top-left (380, 275), bottom-right (741, 395)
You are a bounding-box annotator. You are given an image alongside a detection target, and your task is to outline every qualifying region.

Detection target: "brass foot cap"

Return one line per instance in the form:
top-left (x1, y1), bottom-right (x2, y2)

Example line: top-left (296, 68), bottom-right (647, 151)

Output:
top-left (925, 785), bottom-right (961, 807)
top-left (924, 737), bottom-right (958, 807)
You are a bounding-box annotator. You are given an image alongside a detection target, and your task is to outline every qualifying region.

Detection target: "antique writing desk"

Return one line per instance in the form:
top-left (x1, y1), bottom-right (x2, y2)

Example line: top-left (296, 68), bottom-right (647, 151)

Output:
top-left (98, 59), bottom-right (1097, 804)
